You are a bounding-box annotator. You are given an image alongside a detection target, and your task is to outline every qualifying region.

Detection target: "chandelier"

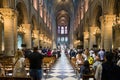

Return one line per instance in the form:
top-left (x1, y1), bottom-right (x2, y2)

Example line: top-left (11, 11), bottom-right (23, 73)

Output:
top-left (17, 25), bottom-right (26, 34)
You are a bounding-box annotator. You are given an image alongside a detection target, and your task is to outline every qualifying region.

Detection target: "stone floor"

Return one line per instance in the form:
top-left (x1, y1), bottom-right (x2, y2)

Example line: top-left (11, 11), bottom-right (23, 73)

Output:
top-left (42, 51), bottom-right (77, 80)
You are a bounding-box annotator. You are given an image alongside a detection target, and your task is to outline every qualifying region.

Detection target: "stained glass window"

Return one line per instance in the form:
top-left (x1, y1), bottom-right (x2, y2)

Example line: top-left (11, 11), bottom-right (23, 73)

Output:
top-left (61, 37), bottom-right (64, 42)
top-left (65, 26), bottom-right (67, 34)
top-left (61, 26), bottom-right (64, 34)
top-left (65, 37), bottom-right (68, 42)
top-left (58, 26), bottom-right (61, 34)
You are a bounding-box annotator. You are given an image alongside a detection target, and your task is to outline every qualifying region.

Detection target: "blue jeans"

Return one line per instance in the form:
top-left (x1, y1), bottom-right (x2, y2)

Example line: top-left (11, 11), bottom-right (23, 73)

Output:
top-left (30, 69), bottom-right (42, 80)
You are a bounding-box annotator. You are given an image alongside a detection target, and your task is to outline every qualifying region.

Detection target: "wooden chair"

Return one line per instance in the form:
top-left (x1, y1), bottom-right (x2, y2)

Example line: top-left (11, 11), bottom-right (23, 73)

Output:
top-left (0, 77), bottom-right (31, 80)
top-left (42, 56), bottom-right (56, 78)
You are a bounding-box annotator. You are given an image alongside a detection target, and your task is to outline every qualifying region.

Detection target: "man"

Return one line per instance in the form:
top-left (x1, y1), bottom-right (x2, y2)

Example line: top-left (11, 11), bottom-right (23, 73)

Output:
top-left (27, 47), bottom-right (44, 80)
top-left (98, 49), bottom-right (105, 62)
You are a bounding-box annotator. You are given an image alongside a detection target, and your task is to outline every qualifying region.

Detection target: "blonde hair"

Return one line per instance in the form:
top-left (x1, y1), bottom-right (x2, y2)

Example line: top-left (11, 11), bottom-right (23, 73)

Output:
top-left (15, 50), bottom-right (24, 60)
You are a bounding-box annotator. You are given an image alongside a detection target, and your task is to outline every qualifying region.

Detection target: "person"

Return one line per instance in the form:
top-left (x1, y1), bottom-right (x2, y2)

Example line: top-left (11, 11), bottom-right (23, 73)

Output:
top-left (117, 59), bottom-right (120, 67)
top-left (82, 48), bottom-right (89, 61)
top-left (92, 55), bottom-right (101, 72)
top-left (13, 49), bottom-right (27, 77)
top-left (27, 47), bottom-right (44, 80)
top-left (79, 60), bottom-right (91, 80)
top-left (76, 53), bottom-right (84, 65)
top-left (95, 51), bottom-right (120, 80)
top-left (98, 49), bottom-right (105, 62)
top-left (69, 49), bottom-right (76, 59)
top-left (47, 49), bottom-right (52, 56)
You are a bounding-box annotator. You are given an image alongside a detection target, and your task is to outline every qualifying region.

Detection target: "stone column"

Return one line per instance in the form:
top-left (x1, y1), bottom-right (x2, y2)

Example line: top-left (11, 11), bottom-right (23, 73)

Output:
top-left (89, 27), bottom-right (97, 49)
top-left (52, 36), bottom-right (56, 49)
top-left (0, 23), bottom-right (2, 54)
top-left (100, 15), bottom-right (115, 50)
top-left (0, 8), bottom-right (14, 56)
top-left (113, 26), bottom-right (120, 48)
top-left (23, 24), bottom-right (31, 49)
top-left (33, 30), bottom-right (39, 48)
top-left (84, 32), bottom-right (89, 49)
top-left (14, 11), bottom-right (18, 52)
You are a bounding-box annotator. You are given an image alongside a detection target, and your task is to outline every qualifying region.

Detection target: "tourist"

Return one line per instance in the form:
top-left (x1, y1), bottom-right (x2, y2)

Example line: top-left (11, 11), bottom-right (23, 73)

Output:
top-left (78, 60), bottom-right (91, 80)
top-left (27, 47), bottom-right (44, 80)
top-left (13, 50), bottom-right (27, 77)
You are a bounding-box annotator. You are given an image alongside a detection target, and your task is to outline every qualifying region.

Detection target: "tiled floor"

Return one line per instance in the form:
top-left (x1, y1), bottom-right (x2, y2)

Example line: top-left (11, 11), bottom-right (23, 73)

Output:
top-left (43, 51), bottom-right (77, 80)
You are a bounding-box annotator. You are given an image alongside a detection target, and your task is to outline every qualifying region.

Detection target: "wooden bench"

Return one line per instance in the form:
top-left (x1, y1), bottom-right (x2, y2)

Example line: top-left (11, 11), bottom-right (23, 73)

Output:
top-left (0, 56), bottom-right (14, 76)
top-left (0, 77), bottom-right (31, 80)
top-left (42, 56), bottom-right (56, 77)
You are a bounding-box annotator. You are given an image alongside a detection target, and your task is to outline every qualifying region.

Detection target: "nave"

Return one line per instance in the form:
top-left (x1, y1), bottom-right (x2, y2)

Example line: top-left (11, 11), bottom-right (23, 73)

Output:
top-left (44, 51), bottom-right (76, 80)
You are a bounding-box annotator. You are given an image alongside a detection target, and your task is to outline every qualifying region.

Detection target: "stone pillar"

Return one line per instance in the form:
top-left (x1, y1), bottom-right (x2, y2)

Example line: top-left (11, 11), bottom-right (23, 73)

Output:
top-left (100, 15), bottom-right (115, 50)
top-left (23, 24), bottom-right (31, 49)
top-left (84, 32), bottom-right (89, 49)
top-left (113, 26), bottom-right (120, 49)
top-left (0, 8), bottom-right (14, 56)
top-left (14, 11), bottom-right (18, 52)
top-left (89, 27), bottom-right (97, 49)
top-left (0, 23), bottom-right (2, 54)
top-left (33, 30), bottom-right (39, 48)
top-left (52, 36), bottom-right (56, 49)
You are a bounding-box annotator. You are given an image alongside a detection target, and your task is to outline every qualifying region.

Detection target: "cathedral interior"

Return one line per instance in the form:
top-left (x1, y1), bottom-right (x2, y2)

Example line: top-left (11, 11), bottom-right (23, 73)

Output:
top-left (0, 0), bottom-right (120, 80)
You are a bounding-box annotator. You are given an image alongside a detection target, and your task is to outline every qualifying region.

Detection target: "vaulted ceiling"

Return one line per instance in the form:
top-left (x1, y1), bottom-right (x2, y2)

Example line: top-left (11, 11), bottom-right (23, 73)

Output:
top-left (51, 0), bottom-right (75, 26)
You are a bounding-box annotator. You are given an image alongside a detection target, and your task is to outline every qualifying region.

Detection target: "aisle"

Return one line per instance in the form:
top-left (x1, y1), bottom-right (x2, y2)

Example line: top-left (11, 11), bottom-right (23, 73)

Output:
top-left (45, 51), bottom-right (77, 80)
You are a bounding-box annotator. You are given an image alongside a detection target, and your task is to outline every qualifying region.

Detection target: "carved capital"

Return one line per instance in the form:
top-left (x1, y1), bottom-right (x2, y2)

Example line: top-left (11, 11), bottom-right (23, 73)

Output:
top-left (100, 15), bottom-right (115, 24)
top-left (113, 24), bottom-right (120, 30)
top-left (0, 8), bottom-right (14, 19)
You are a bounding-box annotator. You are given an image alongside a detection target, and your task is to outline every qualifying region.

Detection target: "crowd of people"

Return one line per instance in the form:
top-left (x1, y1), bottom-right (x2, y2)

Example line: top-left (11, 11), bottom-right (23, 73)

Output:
top-left (0, 46), bottom-right (61, 80)
top-left (66, 48), bottom-right (120, 80)
top-left (0, 46), bottom-right (120, 80)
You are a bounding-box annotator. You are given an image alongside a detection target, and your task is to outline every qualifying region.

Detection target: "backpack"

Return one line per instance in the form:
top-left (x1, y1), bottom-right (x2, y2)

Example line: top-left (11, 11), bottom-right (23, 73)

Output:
top-left (88, 56), bottom-right (94, 65)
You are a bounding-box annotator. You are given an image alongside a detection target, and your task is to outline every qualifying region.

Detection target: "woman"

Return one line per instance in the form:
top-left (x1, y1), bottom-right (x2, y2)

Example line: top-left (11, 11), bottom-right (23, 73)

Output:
top-left (13, 50), bottom-right (27, 77)
top-left (79, 60), bottom-right (91, 80)
top-left (76, 53), bottom-right (84, 65)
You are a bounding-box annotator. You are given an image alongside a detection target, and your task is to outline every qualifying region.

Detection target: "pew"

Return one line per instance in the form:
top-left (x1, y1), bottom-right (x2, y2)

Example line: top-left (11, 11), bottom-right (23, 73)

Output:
top-left (42, 56), bottom-right (56, 77)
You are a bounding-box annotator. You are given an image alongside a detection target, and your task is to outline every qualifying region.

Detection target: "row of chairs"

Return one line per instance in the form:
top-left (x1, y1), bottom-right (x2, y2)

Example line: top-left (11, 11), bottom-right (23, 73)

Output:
top-left (0, 55), bottom-right (57, 79)
top-left (42, 56), bottom-right (57, 78)
top-left (0, 77), bottom-right (31, 80)
top-left (69, 57), bottom-right (95, 80)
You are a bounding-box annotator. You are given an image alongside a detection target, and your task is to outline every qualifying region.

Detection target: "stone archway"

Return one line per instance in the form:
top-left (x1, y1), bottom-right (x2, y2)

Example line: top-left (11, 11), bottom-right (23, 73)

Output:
top-left (95, 6), bottom-right (102, 49)
top-left (16, 1), bottom-right (30, 49)
top-left (90, 2), bottom-right (102, 49)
